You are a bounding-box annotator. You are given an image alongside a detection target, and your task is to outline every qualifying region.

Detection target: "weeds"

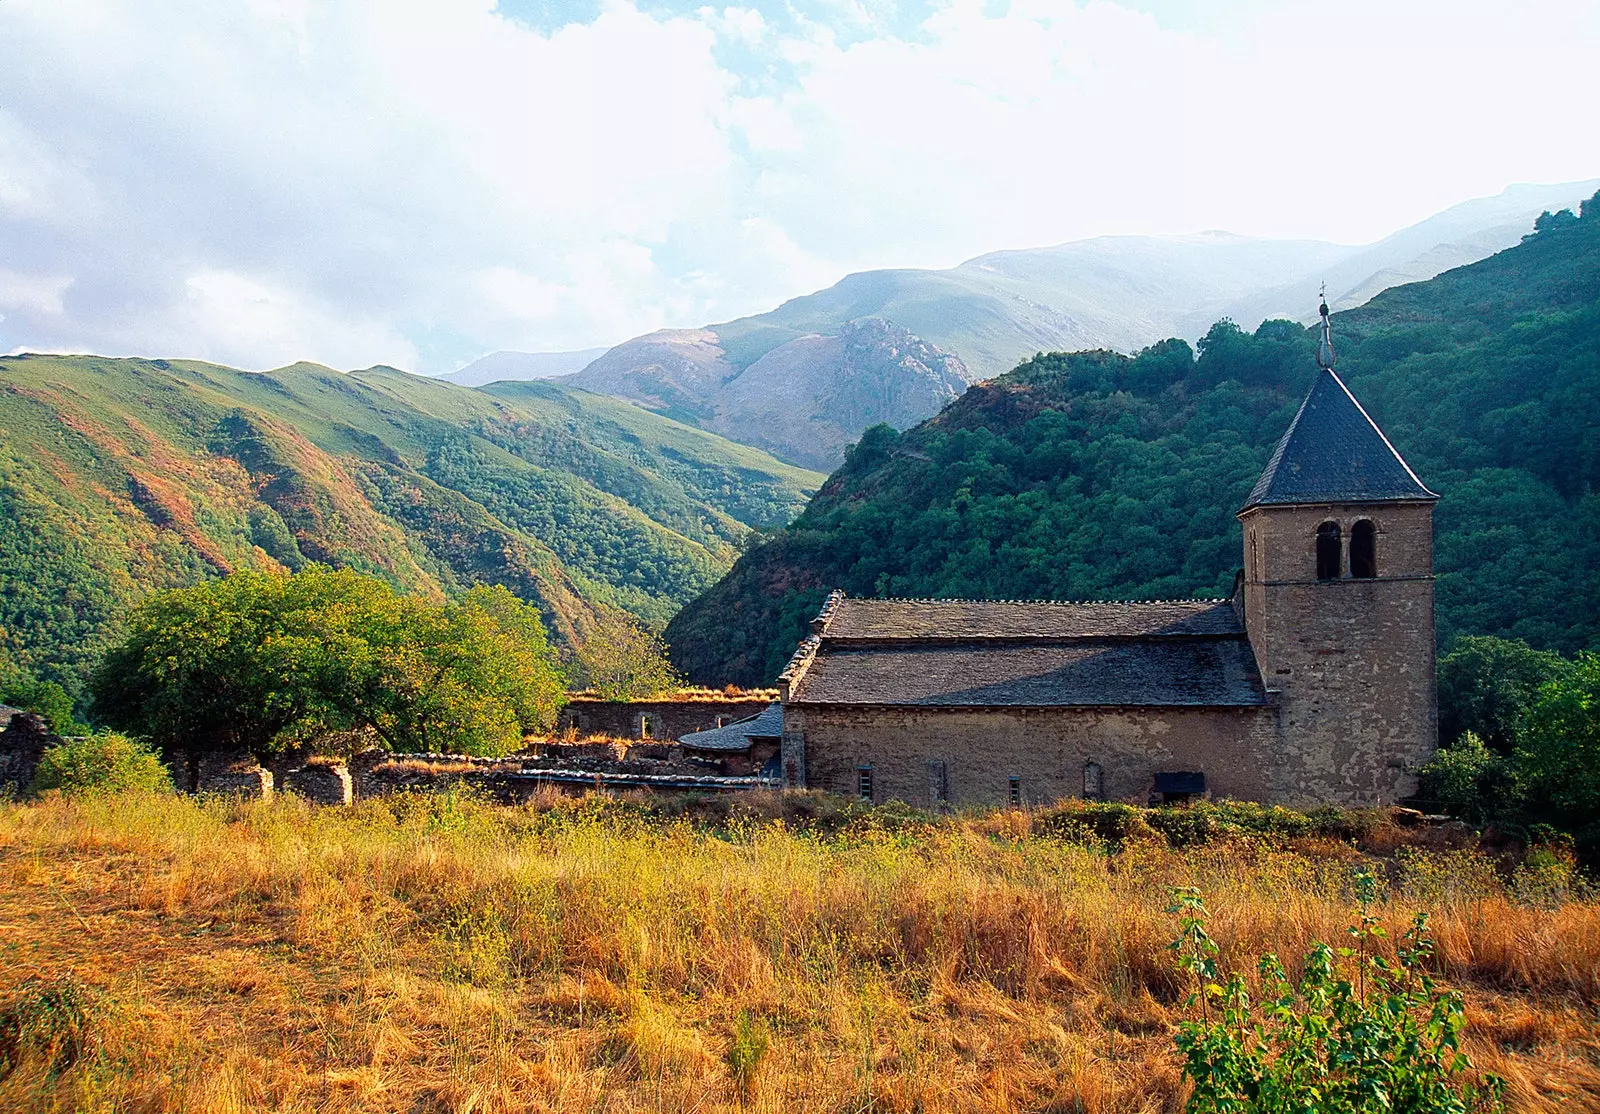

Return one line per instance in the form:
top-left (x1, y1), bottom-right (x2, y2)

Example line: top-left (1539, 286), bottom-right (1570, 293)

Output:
top-left (0, 791), bottom-right (1595, 1112)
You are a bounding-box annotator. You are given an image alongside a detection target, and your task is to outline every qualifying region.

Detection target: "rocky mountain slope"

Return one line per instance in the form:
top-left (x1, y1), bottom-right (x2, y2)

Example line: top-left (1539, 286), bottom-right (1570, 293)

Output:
top-left (541, 181), bottom-right (1599, 470)
top-left (0, 357), bottom-right (821, 697)
top-left (570, 318), bottom-right (972, 471)
top-left (663, 190), bottom-right (1600, 685)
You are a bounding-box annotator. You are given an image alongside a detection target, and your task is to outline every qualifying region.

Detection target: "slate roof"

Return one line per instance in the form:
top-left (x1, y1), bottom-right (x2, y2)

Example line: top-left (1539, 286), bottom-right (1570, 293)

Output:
top-left (784, 597), bottom-right (1268, 708)
top-left (678, 703), bottom-right (783, 752)
top-left (1242, 369), bottom-right (1436, 510)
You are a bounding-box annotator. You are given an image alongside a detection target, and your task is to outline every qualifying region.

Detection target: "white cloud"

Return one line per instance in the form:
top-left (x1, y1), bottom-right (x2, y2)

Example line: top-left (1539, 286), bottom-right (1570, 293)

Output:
top-left (0, 0), bottom-right (1594, 372)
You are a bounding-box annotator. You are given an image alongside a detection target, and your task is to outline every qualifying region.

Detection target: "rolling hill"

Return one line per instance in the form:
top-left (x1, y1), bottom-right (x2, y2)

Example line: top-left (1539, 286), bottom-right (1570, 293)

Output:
top-left (549, 180), bottom-right (1598, 470)
top-left (0, 357), bottom-right (821, 698)
top-left (663, 190), bottom-right (1600, 685)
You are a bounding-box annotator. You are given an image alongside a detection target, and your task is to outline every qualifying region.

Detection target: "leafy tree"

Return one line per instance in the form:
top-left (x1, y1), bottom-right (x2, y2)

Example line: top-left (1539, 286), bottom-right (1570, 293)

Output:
top-left (1513, 653), bottom-right (1600, 854)
top-left (0, 675), bottom-right (87, 736)
top-left (93, 568), bottom-right (565, 757)
top-left (576, 607), bottom-right (683, 700)
top-left (31, 733), bottom-right (172, 796)
top-left (363, 585), bottom-right (567, 755)
top-left (1416, 732), bottom-right (1516, 824)
top-left (1437, 636), bottom-right (1569, 752)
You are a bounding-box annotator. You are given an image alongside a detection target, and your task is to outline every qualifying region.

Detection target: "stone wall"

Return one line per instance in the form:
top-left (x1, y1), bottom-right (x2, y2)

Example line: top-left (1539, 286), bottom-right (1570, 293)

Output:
top-left (0, 711), bottom-right (57, 793)
top-left (284, 762), bottom-right (353, 806)
top-left (785, 704), bottom-right (1281, 809)
top-left (1240, 500), bottom-right (1437, 805)
top-left (196, 750), bottom-right (273, 798)
top-left (559, 696), bottom-right (773, 741)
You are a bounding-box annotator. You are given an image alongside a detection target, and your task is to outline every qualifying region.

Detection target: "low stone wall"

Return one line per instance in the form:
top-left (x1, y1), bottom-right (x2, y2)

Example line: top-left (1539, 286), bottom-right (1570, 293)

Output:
top-left (558, 695), bottom-right (775, 742)
top-left (284, 762), bottom-right (353, 806)
top-left (196, 751), bottom-right (273, 798)
top-left (0, 711), bottom-right (56, 792)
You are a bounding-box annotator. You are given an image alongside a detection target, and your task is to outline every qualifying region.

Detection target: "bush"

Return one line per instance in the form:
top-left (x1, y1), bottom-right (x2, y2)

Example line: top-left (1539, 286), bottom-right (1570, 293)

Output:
top-left (1033, 801), bottom-right (1152, 846)
top-left (30, 733), bottom-right (173, 796)
top-left (0, 676), bottom-right (87, 736)
top-left (0, 976), bottom-right (101, 1079)
top-left (1168, 879), bottom-right (1504, 1113)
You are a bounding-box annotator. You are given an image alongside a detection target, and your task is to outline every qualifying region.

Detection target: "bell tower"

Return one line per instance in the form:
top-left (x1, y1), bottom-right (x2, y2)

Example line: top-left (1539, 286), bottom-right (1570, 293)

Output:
top-left (1237, 298), bottom-right (1439, 804)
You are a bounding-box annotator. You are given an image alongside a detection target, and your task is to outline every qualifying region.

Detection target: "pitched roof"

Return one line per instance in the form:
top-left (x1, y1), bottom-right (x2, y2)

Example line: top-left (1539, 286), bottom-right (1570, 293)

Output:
top-left (678, 703), bottom-right (783, 751)
top-left (1242, 369), bottom-right (1436, 510)
top-left (788, 638), bottom-right (1268, 707)
top-left (823, 598), bottom-right (1241, 641)
top-left (785, 597), bottom-right (1267, 709)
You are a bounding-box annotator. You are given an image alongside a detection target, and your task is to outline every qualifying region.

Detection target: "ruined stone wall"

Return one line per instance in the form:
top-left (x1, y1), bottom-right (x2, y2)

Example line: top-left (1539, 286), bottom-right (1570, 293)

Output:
top-left (784, 704), bottom-right (1282, 809)
top-left (1240, 501), bottom-right (1436, 805)
top-left (559, 697), bottom-right (773, 741)
top-left (0, 711), bottom-right (57, 792)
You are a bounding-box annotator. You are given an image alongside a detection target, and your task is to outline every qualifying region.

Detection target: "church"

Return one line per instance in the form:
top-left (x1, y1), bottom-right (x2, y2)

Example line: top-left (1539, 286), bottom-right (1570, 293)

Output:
top-left (775, 304), bottom-right (1440, 808)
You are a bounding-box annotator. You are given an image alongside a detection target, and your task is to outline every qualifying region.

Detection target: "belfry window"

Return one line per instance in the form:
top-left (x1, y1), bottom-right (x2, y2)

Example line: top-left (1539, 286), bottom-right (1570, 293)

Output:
top-left (1315, 521), bottom-right (1341, 581)
top-left (1350, 520), bottom-right (1377, 579)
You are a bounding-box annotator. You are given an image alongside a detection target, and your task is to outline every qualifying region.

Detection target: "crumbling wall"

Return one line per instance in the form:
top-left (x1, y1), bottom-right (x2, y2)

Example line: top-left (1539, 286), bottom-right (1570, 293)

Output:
top-left (196, 750), bottom-right (273, 798)
top-left (0, 711), bottom-right (57, 793)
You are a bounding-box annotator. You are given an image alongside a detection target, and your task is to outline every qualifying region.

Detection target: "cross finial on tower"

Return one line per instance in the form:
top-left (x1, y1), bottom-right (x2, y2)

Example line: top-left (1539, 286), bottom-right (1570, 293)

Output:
top-left (1316, 283), bottom-right (1336, 370)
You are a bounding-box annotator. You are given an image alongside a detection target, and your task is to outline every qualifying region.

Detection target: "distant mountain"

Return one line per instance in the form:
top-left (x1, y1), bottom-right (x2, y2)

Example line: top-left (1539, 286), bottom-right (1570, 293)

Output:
top-left (564, 181), bottom-right (1598, 470)
top-left (664, 189), bottom-right (1600, 686)
top-left (443, 348), bottom-right (609, 386)
top-left (0, 356), bottom-right (821, 697)
top-left (570, 319), bottom-right (974, 471)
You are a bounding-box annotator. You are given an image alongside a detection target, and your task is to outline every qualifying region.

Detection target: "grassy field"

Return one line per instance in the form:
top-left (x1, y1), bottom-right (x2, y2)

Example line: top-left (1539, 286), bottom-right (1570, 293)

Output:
top-left (0, 791), bottom-right (1597, 1113)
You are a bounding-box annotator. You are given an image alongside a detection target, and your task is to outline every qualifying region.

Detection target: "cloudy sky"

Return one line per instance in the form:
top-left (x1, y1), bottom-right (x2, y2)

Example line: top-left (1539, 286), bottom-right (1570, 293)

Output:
top-left (1, 0), bottom-right (1596, 374)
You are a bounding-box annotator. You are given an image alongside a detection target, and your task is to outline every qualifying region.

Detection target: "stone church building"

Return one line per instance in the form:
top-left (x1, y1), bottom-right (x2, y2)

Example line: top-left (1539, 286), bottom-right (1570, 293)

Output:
top-left (776, 310), bottom-right (1439, 808)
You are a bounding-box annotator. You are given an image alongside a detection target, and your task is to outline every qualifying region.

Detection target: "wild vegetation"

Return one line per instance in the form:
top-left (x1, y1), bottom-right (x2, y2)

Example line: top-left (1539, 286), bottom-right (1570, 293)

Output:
top-left (1422, 636), bottom-right (1600, 858)
top-left (0, 789), bottom-right (1593, 1112)
top-left (91, 568), bottom-right (568, 758)
top-left (666, 191), bottom-right (1600, 685)
top-left (0, 358), bottom-right (821, 703)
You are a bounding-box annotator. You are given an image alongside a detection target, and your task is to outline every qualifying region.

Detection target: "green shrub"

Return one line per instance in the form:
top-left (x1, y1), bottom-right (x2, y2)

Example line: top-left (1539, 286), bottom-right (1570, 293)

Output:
top-left (726, 1010), bottom-right (770, 1102)
top-left (0, 975), bottom-right (101, 1079)
top-left (30, 733), bottom-right (173, 796)
top-left (1033, 801), bottom-right (1152, 847)
top-left (1168, 878), bottom-right (1504, 1113)
top-left (0, 676), bottom-right (87, 736)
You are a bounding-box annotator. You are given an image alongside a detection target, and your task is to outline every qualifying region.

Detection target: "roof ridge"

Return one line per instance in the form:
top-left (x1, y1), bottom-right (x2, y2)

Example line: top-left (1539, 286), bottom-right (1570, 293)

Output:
top-left (849, 596), bottom-right (1228, 606)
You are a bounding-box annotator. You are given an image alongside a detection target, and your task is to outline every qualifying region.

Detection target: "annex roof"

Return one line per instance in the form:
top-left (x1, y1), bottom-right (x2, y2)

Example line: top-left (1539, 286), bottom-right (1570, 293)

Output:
top-left (783, 596), bottom-right (1268, 709)
top-left (678, 702), bottom-right (783, 752)
top-left (1241, 369), bottom-right (1436, 510)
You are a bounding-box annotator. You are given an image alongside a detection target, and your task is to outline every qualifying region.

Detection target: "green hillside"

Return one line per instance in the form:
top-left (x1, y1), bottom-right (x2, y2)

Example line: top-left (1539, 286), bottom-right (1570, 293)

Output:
top-left (665, 192), bottom-right (1600, 685)
top-left (0, 357), bottom-right (821, 698)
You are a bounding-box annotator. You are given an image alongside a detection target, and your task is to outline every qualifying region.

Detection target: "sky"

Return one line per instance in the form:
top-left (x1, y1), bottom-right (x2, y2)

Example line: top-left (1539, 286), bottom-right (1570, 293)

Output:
top-left (1, 0), bottom-right (1596, 375)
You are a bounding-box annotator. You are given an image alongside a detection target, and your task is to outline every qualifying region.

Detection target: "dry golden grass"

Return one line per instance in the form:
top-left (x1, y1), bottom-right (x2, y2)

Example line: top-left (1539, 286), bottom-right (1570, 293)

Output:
top-left (0, 790), bottom-right (1596, 1113)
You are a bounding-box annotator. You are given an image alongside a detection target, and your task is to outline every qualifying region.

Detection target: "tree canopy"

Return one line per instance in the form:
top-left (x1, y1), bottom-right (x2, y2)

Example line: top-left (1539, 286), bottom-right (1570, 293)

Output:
top-left (92, 568), bottom-right (565, 757)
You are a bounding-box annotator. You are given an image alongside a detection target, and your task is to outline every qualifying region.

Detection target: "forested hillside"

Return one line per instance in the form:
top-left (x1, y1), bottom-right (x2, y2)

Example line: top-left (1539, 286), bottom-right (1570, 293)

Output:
top-left (0, 358), bottom-right (821, 697)
top-left (666, 193), bottom-right (1600, 685)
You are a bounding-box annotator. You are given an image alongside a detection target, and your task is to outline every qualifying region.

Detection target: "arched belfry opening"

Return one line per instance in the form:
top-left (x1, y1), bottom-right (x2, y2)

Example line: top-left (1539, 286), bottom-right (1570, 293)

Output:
top-left (1349, 519), bottom-right (1377, 578)
top-left (1315, 521), bottom-right (1341, 580)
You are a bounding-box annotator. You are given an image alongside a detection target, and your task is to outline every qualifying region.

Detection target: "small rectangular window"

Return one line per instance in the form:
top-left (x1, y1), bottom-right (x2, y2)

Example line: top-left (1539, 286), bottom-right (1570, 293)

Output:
top-left (714, 714), bottom-right (731, 728)
top-left (1008, 775), bottom-right (1021, 807)
top-left (638, 713), bottom-right (657, 739)
top-left (857, 765), bottom-right (873, 802)
top-left (927, 760), bottom-right (948, 805)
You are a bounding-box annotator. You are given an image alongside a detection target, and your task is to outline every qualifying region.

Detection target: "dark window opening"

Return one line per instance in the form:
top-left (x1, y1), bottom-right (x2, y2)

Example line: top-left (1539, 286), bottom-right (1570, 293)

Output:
top-left (1315, 521), bottom-right (1341, 580)
top-left (1082, 761), bottom-right (1103, 801)
top-left (1008, 775), bottom-right (1022, 807)
top-left (857, 766), bottom-right (873, 802)
top-left (927, 760), bottom-right (949, 805)
top-left (1350, 519), bottom-right (1377, 579)
top-left (638, 713), bottom-right (657, 739)
top-left (714, 714), bottom-right (731, 728)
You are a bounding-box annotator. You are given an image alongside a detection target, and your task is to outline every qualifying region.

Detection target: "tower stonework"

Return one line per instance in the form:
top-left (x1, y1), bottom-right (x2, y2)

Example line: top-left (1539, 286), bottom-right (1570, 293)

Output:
top-left (1236, 319), bottom-right (1439, 805)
